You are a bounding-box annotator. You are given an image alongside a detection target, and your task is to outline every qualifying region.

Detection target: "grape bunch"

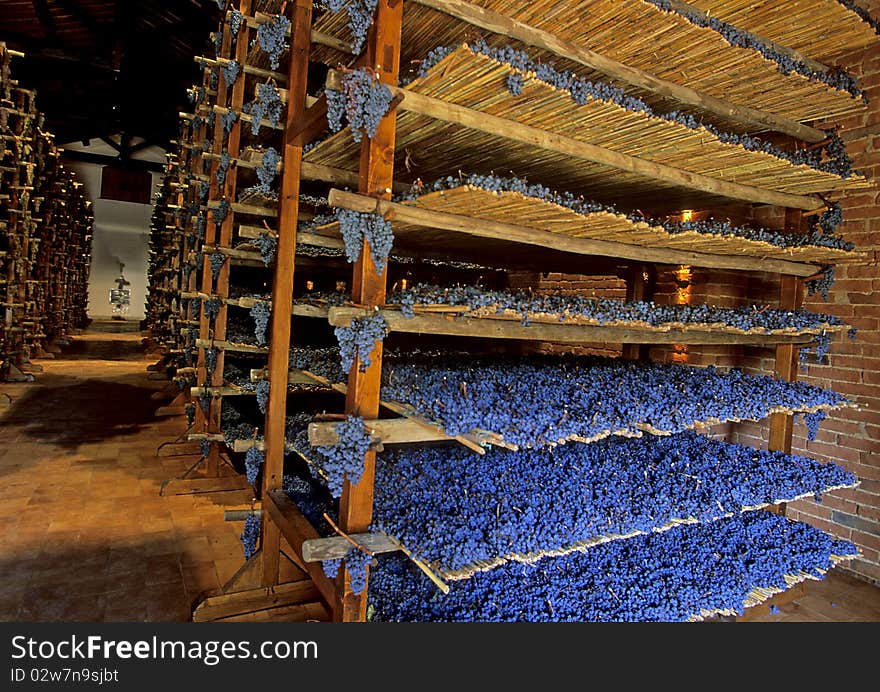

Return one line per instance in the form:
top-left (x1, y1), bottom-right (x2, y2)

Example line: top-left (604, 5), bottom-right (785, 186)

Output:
top-left (336, 209), bottom-right (393, 272)
top-left (244, 83), bottom-right (283, 136)
top-left (256, 379), bottom-right (270, 414)
top-left (803, 410), bottom-right (828, 442)
top-left (221, 60), bottom-right (241, 88)
top-left (221, 110), bottom-right (237, 135)
top-left (335, 312), bottom-right (388, 373)
top-left (198, 388), bottom-right (213, 414)
top-left (240, 513), bottom-right (261, 560)
top-left (198, 181), bottom-right (210, 202)
top-left (200, 439), bottom-right (211, 459)
top-left (252, 232), bottom-right (277, 266)
top-left (369, 512), bottom-right (857, 622)
top-left (250, 301), bottom-right (271, 345)
top-left (245, 447), bottom-right (264, 486)
top-left (326, 68), bottom-right (393, 144)
top-left (324, 0), bottom-right (378, 54)
top-left (212, 31), bottom-right (223, 57)
top-left (185, 403), bottom-right (196, 427)
top-left (247, 146), bottom-right (280, 194)
top-left (807, 266), bottom-right (836, 302)
top-left (209, 252), bottom-right (226, 280)
top-left (253, 14), bottom-right (290, 70)
top-left (215, 151), bottom-right (231, 187)
top-left (204, 346), bottom-right (219, 377)
top-left (314, 415), bottom-right (372, 497)
top-left (203, 297), bottom-right (222, 321)
top-left (213, 199), bottom-right (231, 225)
top-left (228, 8), bottom-right (244, 37)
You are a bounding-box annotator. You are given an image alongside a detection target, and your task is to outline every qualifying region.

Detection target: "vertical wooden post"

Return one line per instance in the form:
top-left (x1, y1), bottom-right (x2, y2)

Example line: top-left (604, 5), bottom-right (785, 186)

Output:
top-left (259, 0), bottom-right (314, 588)
top-left (768, 209), bottom-right (806, 515)
top-left (622, 263), bottom-right (652, 361)
top-left (335, 0), bottom-right (404, 623)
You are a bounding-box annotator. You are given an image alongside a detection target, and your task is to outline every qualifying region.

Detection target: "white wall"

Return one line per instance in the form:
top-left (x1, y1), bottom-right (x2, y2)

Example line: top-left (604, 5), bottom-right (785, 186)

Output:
top-left (64, 139), bottom-right (165, 321)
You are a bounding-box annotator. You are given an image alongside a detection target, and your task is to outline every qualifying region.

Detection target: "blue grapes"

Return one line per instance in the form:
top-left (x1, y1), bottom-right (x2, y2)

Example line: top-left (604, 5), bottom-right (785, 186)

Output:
top-left (216, 151), bottom-right (231, 187)
top-left (221, 60), bottom-right (241, 87)
top-left (198, 387), bottom-right (213, 414)
top-left (254, 14), bottom-right (290, 70)
top-left (214, 199), bottom-right (231, 225)
top-left (321, 549), bottom-right (373, 594)
top-left (253, 232), bottom-right (277, 266)
top-left (200, 439), bottom-right (211, 459)
top-left (185, 403), bottom-right (196, 426)
top-left (203, 298), bottom-right (222, 320)
top-left (804, 410), bottom-right (828, 442)
top-left (335, 312), bottom-right (387, 372)
top-left (240, 514), bottom-right (261, 560)
top-left (209, 252), bottom-right (226, 280)
top-left (325, 0), bottom-right (378, 54)
top-left (326, 68), bottom-right (393, 144)
top-left (372, 430), bottom-right (856, 574)
top-left (244, 83), bottom-right (283, 136)
top-left (250, 301), bottom-right (271, 345)
top-left (368, 512), bottom-right (857, 622)
top-left (245, 447), bottom-right (264, 486)
top-left (381, 353), bottom-right (849, 449)
top-left (336, 209), bottom-right (393, 272)
top-left (807, 266), bottom-right (836, 301)
top-left (221, 110), bottom-right (237, 134)
top-left (247, 147), bottom-right (280, 194)
top-left (256, 379), bottom-right (270, 414)
top-left (314, 415), bottom-right (372, 497)
top-left (228, 8), bottom-right (244, 36)
top-left (204, 347), bottom-right (219, 376)
top-left (388, 282), bottom-right (846, 333)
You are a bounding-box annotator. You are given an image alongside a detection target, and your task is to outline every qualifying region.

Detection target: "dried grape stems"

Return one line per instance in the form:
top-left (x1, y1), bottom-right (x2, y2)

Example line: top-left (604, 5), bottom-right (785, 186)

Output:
top-left (380, 353), bottom-right (850, 449)
top-left (253, 14), bottom-right (290, 70)
top-left (399, 173), bottom-right (853, 252)
top-left (314, 415), bottom-right (372, 497)
top-left (243, 82), bottom-right (283, 136)
top-left (321, 0), bottom-right (378, 54)
top-left (326, 68), bottom-right (394, 145)
top-left (336, 209), bottom-right (393, 273)
top-left (409, 42), bottom-right (858, 178)
top-left (368, 512), bottom-right (857, 622)
top-left (250, 301), bottom-right (271, 345)
top-left (240, 513), bottom-right (261, 560)
top-left (335, 312), bottom-right (388, 373)
top-left (372, 430), bottom-right (856, 576)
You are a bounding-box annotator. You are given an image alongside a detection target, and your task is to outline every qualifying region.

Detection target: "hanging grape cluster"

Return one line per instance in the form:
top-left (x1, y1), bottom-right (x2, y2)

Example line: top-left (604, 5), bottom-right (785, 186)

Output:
top-left (204, 346), bottom-right (219, 377)
top-left (203, 297), bottom-right (223, 321)
top-left (322, 549), bottom-right (373, 594)
top-left (244, 82), bottom-right (283, 136)
top-left (336, 209), bottom-right (393, 272)
top-left (247, 147), bottom-right (280, 195)
top-left (250, 301), bottom-right (271, 345)
top-left (245, 447), bottom-right (264, 486)
top-left (335, 312), bottom-right (388, 372)
top-left (368, 512), bottom-right (857, 622)
top-left (215, 151), bottom-right (231, 187)
top-left (322, 0), bottom-right (379, 54)
top-left (326, 68), bottom-right (393, 144)
top-left (252, 232), bottom-right (277, 266)
top-left (221, 60), bottom-right (241, 87)
top-left (373, 430), bottom-right (855, 575)
top-left (229, 8), bottom-right (244, 37)
top-left (240, 513), bottom-right (261, 560)
top-left (209, 252), bottom-right (226, 280)
top-left (253, 14), bottom-right (290, 70)
top-left (314, 415), bottom-right (372, 497)
top-left (256, 379), bottom-right (270, 414)
top-left (221, 110), bottom-right (238, 135)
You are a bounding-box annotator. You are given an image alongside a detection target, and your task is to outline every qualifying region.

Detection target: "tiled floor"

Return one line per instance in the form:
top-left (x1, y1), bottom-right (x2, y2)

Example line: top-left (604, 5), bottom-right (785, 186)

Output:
top-left (0, 330), bottom-right (254, 621)
top-left (0, 329), bottom-right (878, 622)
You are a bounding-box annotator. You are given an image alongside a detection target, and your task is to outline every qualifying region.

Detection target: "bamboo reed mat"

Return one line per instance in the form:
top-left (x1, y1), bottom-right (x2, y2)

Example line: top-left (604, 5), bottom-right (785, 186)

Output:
top-left (311, 1), bottom-right (865, 123)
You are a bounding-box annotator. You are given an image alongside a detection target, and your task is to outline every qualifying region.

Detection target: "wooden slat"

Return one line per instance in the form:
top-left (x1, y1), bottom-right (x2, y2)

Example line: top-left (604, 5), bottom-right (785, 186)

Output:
top-left (160, 477), bottom-right (251, 496)
top-left (326, 306), bottom-right (817, 345)
top-left (326, 70), bottom-right (826, 211)
top-left (308, 417), bottom-right (463, 446)
top-left (191, 579), bottom-right (321, 622)
top-left (411, 0), bottom-right (826, 142)
top-left (263, 490), bottom-right (337, 606)
top-left (302, 533), bottom-right (400, 562)
top-left (327, 189), bottom-right (821, 277)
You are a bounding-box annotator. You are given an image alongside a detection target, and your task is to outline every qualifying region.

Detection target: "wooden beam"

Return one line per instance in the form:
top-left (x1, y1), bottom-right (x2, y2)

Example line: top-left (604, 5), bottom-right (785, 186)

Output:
top-left (192, 579), bottom-right (322, 622)
top-left (302, 533), bottom-right (399, 562)
top-left (326, 71), bottom-right (826, 211)
top-left (260, 0), bottom-right (313, 590)
top-left (309, 416), bottom-right (466, 447)
top-left (327, 189), bottom-right (821, 277)
top-left (288, 94), bottom-right (328, 147)
top-left (326, 306), bottom-right (817, 346)
top-left (160, 476), bottom-right (251, 496)
top-left (335, 0), bottom-right (404, 623)
top-left (410, 0), bottom-right (827, 143)
top-left (263, 490), bottom-right (337, 606)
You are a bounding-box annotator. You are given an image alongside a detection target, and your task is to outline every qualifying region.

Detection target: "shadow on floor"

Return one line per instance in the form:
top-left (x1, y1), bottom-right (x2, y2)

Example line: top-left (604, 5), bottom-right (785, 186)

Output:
top-left (0, 374), bottom-right (161, 450)
top-left (55, 335), bottom-right (146, 361)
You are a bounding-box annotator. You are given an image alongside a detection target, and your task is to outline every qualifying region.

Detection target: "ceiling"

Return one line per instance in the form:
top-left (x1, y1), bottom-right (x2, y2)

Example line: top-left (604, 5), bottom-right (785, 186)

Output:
top-left (0, 0), bottom-right (223, 153)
